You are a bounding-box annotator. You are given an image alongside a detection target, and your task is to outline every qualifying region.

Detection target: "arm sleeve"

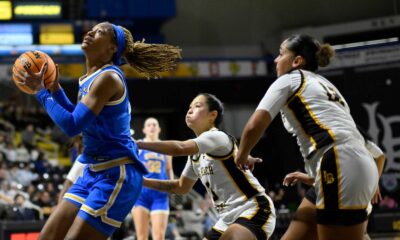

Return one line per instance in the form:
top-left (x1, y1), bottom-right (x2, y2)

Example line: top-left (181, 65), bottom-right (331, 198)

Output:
top-left (66, 160), bottom-right (85, 183)
top-left (192, 131), bottom-right (232, 156)
top-left (181, 158), bottom-right (198, 180)
top-left (256, 74), bottom-right (296, 119)
top-left (36, 89), bottom-right (96, 137)
top-left (51, 88), bottom-right (75, 112)
top-left (365, 140), bottom-right (384, 159)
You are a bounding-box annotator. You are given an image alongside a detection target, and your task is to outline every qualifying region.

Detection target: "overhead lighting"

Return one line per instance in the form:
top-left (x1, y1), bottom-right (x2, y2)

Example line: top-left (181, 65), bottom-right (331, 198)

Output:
top-left (332, 37), bottom-right (399, 50)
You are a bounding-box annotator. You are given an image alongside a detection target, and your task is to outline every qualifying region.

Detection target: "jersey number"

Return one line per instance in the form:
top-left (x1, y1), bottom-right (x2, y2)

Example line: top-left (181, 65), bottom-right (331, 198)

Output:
top-left (319, 82), bottom-right (345, 106)
top-left (147, 160), bottom-right (161, 173)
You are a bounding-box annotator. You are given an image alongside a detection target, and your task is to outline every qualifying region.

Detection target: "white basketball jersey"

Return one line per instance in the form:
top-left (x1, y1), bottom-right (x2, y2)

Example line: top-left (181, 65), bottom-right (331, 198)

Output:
top-left (183, 134), bottom-right (265, 215)
top-left (280, 70), bottom-right (364, 177)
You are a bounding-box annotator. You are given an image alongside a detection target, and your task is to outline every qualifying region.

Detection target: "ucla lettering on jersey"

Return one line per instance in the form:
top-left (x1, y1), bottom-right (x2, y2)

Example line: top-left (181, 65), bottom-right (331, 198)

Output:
top-left (139, 149), bottom-right (168, 180)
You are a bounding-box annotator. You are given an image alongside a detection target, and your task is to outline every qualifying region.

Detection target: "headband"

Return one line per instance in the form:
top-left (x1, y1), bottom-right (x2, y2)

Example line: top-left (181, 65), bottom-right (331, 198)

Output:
top-left (111, 24), bottom-right (126, 66)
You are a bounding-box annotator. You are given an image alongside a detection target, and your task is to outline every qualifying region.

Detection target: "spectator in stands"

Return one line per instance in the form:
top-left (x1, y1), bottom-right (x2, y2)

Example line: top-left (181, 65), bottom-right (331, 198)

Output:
top-left (33, 151), bottom-right (50, 174)
top-left (3, 142), bottom-right (17, 162)
top-left (21, 124), bottom-right (36, 151)
top-left (26, 184), bottom-right (37, 200)
top-left (15, 163), bottom-right (38, 187)
top-left (0, 181), bottom-right (16, 204)
top-left (15, 143), bottom-right (30, 162)
top-left (51, 126), bottom-right (69, 156)
top-left (36, 191), bottom-right (55, 219)
top-left (0, 161), bottom-right (10, 181)
top-left (178, 199), bottom-right (204, 239)
top-left (0, 135), bottom-right (6, 151)
top-left (165, 214), bottom-right (184, 240)
top-left (11, 193), bottom-right (37, 221)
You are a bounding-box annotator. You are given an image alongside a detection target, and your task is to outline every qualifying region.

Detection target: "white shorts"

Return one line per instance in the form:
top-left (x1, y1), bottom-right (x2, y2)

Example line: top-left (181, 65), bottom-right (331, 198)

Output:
top-left (207, 194), bottom-right (276, 240)
top-left (314, 140), bottom-right (379, 225)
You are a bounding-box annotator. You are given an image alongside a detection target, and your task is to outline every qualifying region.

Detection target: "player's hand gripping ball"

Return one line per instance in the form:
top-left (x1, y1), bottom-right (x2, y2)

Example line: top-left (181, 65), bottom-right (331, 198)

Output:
top-left (12, 50), bottom-right (57, 94)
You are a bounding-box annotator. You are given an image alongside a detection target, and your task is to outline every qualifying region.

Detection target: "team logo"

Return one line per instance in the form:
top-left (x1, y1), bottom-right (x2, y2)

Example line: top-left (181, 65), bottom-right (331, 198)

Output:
top-left (323, 171), bottom-right (335, 184)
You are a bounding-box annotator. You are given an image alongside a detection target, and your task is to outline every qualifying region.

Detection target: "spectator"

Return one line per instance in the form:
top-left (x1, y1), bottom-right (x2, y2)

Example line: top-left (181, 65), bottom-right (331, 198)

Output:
top-left (0, 181), bottom-right (16, 204)
top-left (15, 143), bottom-right (30, 162)
top-left (11, 193), bottom-right (37, 221)
top-left (0, 161), bottom-right (10, 181)
top-left (16, 163), bottom-right (39, 187)
top-left (21, 124), bottom-right (36, 151)
top-left (178, 200), bottom-right (204, 239)
top-left (3, 142), bottom-right (17, 162)
top-left (36, 191), bottom-right (55, 219)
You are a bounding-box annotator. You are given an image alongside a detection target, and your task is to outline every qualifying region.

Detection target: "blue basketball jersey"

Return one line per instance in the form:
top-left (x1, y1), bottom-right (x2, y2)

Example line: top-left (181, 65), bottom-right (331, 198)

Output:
top-left (139, 149), bottom-right (168, 180)
top-left (135, 148), bottom-right (169, 213)
top-left (77, 64), bottom-right (146, 174)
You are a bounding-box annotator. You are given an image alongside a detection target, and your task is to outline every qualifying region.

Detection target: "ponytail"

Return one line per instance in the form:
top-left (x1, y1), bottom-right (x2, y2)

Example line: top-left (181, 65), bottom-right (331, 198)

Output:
top-left (121, 27), bottom-right (182, 79)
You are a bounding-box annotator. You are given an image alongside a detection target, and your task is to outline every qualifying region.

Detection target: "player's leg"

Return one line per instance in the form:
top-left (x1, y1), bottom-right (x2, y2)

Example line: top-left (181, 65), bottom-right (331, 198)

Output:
top-left (220, 224), bottom-right (256, 240)
top-left (133, 207), bottom-right (150, 240)
top-left (64, 215), bottom-right (109, 240)
top-left (281, 197), bottom-right (318, 240)
top-left (132, 188), bottom-right (151, 240)
top-left (150, 212), bottom-right (169, 240)
top-left (149, 193), bottom-right (170, 240)
top-left (66, 164), bottom-right (143, 240)
top-left (317, 222), bottom-right (365, 240)
top-left (40, 175), bottom-right (89, 240)
top-left (39, 199), bottom-right (79, 240)
top-left (222, 195), bottom-right (275, 240)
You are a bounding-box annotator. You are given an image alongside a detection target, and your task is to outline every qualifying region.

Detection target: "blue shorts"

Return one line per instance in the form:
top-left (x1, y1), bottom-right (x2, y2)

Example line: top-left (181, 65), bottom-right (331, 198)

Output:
top-left (64, 163), bottom-right (143, 236)
top-left (134, 187), bottom-right (169, 213)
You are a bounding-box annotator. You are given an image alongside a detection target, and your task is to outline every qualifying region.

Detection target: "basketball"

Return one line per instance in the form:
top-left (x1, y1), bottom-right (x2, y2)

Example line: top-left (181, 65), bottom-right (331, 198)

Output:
top-left (12, 50), bottom-right (57, 94)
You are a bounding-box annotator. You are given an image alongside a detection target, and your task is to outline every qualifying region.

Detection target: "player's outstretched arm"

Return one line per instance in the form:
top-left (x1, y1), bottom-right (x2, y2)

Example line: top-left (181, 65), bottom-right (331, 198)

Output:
top-left (143, 175), bottom-right (196, 195)
top-left (137, 139), bottom-right (199, 156)
top-left (236, 110), bottom-right (272, 170)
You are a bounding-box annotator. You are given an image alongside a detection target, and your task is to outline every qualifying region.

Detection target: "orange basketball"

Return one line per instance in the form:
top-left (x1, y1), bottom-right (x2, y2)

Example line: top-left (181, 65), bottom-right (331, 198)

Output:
top-left (12, 50), bottom-right (57, 94)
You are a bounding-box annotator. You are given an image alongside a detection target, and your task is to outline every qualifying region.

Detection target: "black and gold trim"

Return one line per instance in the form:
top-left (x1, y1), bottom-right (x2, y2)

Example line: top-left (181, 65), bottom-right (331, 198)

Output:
top-left (319, 146), bottom-right (339, 210)
top-left (234, 195), bottom-right (272, 240)
top-left (317, 147), bottom-right (367, 225)
top-left (221, 157), bottom-right (260, 199)
top-left (206, 132), bottom-right (236, 160)
top-left (286, 71), bottom-right (335, 158)
top-left (287, 70), bottom-right (306, 102)
top-left (205, 227), bottom-right (223, 240)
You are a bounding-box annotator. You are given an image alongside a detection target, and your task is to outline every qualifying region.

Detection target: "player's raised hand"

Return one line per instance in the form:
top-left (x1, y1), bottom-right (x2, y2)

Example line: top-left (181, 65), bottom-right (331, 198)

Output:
top-left (246, 155), bottom-right (263, 172)
top-left (47, 64), bottom-right (61, 92)
top-left (283, 171), bottom-right (314, 187)
top-left (16, 62), bottom-right (47, 92)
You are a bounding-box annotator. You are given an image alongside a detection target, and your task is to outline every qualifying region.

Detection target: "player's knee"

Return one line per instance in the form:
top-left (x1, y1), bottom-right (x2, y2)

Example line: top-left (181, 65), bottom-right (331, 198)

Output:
top-left (38, 231), bottom-right (57, 240)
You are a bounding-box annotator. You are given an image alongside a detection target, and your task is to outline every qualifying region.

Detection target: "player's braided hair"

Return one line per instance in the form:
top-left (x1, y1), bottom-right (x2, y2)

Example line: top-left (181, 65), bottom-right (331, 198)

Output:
top-left (121, 27), bottom-right (182, 79)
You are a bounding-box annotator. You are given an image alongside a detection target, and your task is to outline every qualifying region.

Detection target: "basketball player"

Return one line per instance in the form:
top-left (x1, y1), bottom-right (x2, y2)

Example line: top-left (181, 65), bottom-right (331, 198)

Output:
top-left (14, 22), bottom-right (181, 240)
top-left (137, 93), bottom-right (276, 240)
top-left (132, 117), bottom-right (174, 240)
top-left (235, 35), bottom-right (379, 240)
top-left (281, 126), bottom-right (386, 240)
